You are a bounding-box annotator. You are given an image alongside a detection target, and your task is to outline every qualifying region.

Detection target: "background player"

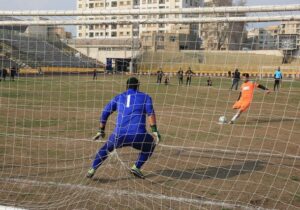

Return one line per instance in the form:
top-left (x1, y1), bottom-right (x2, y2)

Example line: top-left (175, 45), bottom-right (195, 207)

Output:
top-left (274, 67), bottom-right (283, 91)
top-left (177, 68), bottom-right (184, 85)
top-left (229, 73), bottom-right (270, 124)
top-left (186, 67), bottom-right (194, 86)
top-left (93, 68), bottom-right (97, 80)
top-left (230, 68), bottom-right (240, 90)
top-left (87, 77), bottom-right (161, 179)
top-left (157, 68), bottom-right (164, 84)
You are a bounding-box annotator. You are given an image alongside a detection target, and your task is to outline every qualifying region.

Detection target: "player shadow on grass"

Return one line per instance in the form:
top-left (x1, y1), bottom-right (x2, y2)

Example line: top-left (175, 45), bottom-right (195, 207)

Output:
top-left (247, 117), bottom-right (297, 124)
top-left (150, 160), bottom-right (264, 180)
top-left (92, 177), bottom-right (134, 183)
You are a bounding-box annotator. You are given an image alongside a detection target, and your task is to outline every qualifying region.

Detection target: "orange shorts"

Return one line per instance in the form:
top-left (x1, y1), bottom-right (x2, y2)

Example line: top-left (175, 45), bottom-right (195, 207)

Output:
top-left (233, 100), bottom-right (251, 112)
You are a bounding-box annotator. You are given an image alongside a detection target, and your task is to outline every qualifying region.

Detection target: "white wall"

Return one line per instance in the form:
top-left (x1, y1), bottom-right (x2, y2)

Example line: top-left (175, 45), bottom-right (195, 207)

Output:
top-left (70, 45), bottom-right (136, 63)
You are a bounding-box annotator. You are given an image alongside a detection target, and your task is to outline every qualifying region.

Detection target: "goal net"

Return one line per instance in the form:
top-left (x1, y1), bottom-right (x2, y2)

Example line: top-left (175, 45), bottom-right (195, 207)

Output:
top-left (0, 5), bottom-right (300, 210)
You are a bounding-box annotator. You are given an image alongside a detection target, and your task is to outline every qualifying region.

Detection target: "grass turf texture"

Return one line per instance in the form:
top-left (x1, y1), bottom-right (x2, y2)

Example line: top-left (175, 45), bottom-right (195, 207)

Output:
top-left (0, 75), bottom-right (299, 209)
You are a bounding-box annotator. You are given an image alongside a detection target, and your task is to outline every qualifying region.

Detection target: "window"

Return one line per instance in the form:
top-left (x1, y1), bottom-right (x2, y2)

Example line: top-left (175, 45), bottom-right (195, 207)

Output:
top-left (156, 36), bottom-right (164, 41)
top-left (157, 45), bottom-right (164, 49)
top-left (89, 25), bottom-right (94, 30)
top-left (169, 36), bottom-right (176, 42)
top-left (111, 24), bottom-right (117, 29)
top-left (111, 1), bottom-right (117, 7)
top-left (133, 31), bottom-right (139, 36)
top-left (95, 32), bottom-right (99, 36)
top-left (78, 4), bottom-right (82, 8)
top-left (89, 32), bottom-right (94, 37)
top-left (111, 32), bottom-right (117, 37)
top-left (89, 3), bottom-right (94, 8)
top-left (78, 33), bottom-right (82, 37)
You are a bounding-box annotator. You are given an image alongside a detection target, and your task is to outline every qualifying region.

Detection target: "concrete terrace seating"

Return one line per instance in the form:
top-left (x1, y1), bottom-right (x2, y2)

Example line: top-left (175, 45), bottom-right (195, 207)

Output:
top-left (0, 30), bottom-right (100, 68)
top-left (0, 55), bottom-right (18, 68)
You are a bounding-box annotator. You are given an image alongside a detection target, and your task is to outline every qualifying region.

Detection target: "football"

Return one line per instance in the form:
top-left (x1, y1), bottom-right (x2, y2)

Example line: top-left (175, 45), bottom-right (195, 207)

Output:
top-left (218, 116), bottom-right (227, 124)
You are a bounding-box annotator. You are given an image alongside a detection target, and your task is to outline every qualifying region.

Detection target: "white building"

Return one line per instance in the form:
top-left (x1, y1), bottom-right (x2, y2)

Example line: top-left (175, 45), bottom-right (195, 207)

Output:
top-left (76, 0), bottom-right (204, 39)
top-left (279, 21), bottom-right (300, 49)
top-left (245, 26), bottom-right (279, 50)
top-left (74, 0), bottom-right (204, 71)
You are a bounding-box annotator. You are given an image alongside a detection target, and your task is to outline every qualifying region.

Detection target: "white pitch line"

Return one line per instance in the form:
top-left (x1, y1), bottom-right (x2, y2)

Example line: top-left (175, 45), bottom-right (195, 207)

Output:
top-left (160, 144), bottom-right (300, 160)
top-left (1, 132), bottom-right (299, 160)
top-left (1, 177), bottom-right (263, 210)
top-left (0, 206), bottom-right (27, 210)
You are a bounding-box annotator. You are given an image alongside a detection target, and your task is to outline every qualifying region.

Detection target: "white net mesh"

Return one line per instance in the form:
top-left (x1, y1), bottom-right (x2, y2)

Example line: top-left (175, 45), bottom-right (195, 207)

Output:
top-left (0, 6), bottom-right (300, 210)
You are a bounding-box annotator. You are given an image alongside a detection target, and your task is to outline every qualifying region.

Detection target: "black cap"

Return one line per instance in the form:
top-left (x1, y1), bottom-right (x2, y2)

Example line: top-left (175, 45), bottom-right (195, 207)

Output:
top-left (126, 77), bottom-right (140, 90)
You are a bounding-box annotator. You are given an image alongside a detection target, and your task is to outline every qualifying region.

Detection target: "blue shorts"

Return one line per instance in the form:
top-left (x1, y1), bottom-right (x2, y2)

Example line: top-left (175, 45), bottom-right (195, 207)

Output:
top-left (107, 133), bottom-right (154, 152)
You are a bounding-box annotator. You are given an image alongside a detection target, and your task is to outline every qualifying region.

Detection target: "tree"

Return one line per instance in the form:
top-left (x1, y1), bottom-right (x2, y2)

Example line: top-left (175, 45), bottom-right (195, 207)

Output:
top-left (201, 0), bottom-right (232, 50)
top-left (200, 0), bottom-right (247, 50)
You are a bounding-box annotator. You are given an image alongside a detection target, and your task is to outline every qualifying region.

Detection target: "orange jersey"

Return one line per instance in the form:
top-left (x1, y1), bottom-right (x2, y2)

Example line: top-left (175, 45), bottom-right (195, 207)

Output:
top-left (240, 81), bottom-right (259, 101)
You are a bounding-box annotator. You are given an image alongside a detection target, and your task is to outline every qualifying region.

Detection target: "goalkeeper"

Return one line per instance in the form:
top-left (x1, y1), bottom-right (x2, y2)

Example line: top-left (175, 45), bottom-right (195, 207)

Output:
top-left (87, 77), bottom-right (161, 179)
top-left (229, 73), bottom-right (270, 124)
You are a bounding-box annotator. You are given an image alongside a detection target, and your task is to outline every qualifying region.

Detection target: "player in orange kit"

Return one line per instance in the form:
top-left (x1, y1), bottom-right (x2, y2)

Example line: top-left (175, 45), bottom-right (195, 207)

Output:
top-left (229, 73), bottom-right (271, 124)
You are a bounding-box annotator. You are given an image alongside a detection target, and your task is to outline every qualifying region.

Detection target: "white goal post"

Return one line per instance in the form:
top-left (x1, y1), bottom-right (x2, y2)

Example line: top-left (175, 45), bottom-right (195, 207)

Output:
top-left (0, 3), bottom-right (300, 210)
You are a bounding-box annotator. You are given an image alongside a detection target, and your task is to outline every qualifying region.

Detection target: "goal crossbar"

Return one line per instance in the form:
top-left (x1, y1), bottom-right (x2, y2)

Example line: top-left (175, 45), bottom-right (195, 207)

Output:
top-left (1, 15), bottom-right (300, 26)
top-left (0, 4), bottom-right (300, 16)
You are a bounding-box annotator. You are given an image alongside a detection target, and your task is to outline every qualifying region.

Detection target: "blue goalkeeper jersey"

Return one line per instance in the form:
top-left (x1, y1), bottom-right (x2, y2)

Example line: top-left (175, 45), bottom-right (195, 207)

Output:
top-left (100, 89), bottom-right (155, 135)
top-left (274, 70), bottom-right (282, 79)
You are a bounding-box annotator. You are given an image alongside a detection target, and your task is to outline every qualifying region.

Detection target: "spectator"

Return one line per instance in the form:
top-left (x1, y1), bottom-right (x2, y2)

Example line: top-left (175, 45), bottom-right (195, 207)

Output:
top-left (2, 68), bottom-right (8, 81)
top-left (164, 74), bottom-right (170, 85)
top-left (38, 67), bottom-right (43, 75)
top-left (230, 69), bottom-right (240, 90)
top-left (10, 67), bottom-right (16, 81)
top-left (228, 71), bottom-right (231, 78)
top-left (207, 77), bottom-right (213, 86)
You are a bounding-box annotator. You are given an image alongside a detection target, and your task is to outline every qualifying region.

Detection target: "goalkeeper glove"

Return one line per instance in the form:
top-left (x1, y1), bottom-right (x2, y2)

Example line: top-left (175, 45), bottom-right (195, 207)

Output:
top-left (151, 125), bottom-right (161, 144)
top-left (93, 128), bottom-right (105, 140)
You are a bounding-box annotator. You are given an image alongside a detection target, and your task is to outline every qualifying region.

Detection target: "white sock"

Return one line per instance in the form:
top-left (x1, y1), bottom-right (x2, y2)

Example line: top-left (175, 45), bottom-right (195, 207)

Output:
top-left (231, 112), bottom-right (241, 122)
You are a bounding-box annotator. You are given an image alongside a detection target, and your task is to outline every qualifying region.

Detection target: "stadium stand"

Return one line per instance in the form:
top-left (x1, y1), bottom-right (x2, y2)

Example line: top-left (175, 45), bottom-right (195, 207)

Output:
top-left (0, 29), bottom-right (102, 69)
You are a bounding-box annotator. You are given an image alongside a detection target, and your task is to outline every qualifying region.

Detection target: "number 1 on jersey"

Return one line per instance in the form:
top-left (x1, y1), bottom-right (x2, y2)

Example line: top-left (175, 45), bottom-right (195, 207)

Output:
top-left (126, 95), bottom-right (131, 108)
